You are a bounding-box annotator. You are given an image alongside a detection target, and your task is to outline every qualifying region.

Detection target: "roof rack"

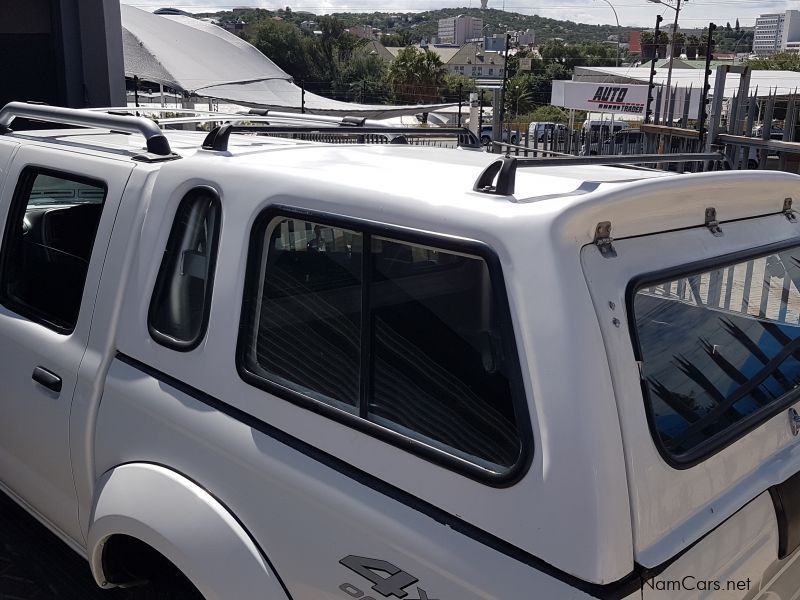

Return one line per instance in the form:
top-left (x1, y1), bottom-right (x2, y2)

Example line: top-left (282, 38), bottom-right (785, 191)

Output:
top-left (473, 153), bottom-right (729, 196)
top-left (201, 124), bottom-right (481, 151)
top-left (87, 106), bottom-right (387, 128)
top-left (0, 101), bottom-right (176, 159)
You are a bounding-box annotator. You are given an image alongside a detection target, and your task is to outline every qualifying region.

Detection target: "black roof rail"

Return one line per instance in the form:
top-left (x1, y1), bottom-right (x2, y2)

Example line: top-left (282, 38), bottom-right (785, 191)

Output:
top-left (201, 124), bottom-right (481, 152)
top-left (0, 101), bottom-right (176, 158)
top-left (474, 153), bottom-right (729, 196)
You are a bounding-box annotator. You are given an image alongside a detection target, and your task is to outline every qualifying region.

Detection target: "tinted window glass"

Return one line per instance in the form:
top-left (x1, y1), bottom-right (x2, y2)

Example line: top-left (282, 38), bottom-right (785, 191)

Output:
top-left (634, 248), bottom-right (800, 459)
top-left (368, 237), bottom-right (521, 468)
top-left (0, 168), bottom-right (106, 332)
top-left (242, 218), bottom-right (362, 409)
top-left (240, 214), bottom-right (524, 474)
top-left (149, 190), bottom-right (221, 350)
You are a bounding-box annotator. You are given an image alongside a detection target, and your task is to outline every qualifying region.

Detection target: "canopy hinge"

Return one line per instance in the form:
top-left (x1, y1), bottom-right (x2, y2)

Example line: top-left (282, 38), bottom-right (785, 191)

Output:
top-left (594, 221), bottom-right (616, 257)
top-left (784, 198), bottom-right (797, 222)
top-left (705, 207), bottom-right (723, 236)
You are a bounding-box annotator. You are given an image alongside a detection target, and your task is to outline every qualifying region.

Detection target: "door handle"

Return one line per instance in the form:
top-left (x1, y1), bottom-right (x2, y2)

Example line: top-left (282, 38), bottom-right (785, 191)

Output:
top-left (32, 366), bottom-right (62, 393)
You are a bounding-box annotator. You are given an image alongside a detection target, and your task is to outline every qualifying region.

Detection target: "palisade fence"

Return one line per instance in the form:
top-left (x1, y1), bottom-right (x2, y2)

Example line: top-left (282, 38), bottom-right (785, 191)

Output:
top-left (492, 65), bottom-right (800, 174)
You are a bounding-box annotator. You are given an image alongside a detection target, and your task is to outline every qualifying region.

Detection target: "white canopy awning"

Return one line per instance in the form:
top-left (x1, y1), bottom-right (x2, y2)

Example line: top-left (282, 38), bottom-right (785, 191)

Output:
top-left (121, 5), bottom-right (454, 118)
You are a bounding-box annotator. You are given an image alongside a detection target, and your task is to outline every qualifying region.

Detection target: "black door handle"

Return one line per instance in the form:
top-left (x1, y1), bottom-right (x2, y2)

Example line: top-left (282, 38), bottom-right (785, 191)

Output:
top-left (32, 366), bottom-right (62, 393)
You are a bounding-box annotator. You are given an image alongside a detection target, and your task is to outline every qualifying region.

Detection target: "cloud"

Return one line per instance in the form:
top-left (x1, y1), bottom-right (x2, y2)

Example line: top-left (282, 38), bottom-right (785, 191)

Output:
top-left (120, 0), bottom-right (791, 27)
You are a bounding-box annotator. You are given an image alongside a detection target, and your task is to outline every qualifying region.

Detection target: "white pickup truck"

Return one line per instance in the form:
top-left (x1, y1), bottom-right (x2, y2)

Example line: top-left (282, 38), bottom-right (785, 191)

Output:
top-left (1, 101), bottom-right (800, 600)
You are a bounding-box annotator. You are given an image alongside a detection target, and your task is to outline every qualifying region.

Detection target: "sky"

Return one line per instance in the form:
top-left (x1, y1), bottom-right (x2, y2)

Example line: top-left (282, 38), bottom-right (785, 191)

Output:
top-left (120, 0), bottom-right (800, 28)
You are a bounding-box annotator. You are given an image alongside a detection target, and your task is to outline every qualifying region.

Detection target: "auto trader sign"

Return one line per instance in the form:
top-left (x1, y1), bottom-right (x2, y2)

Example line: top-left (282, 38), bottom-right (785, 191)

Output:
top-left (551, 80), bottom-right (702, 118)
top-left (551, 81), bottom-right (648, 115)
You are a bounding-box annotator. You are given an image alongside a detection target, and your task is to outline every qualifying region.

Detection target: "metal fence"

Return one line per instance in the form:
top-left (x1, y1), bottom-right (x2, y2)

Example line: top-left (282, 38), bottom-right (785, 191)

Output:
top-left (491, 65), bottom-right (800, 173)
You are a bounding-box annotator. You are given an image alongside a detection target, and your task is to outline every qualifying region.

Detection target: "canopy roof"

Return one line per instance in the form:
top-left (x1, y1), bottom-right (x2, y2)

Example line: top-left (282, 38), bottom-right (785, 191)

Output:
top-left (574, 66), bottom-right (800, 99)
top-left (121, 5), bottom-right (453, 118)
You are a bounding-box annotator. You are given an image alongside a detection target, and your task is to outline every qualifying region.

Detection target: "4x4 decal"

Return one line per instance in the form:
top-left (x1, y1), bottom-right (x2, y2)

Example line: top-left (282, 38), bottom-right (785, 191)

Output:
top-left (339, 555), bottom-right (439, 600)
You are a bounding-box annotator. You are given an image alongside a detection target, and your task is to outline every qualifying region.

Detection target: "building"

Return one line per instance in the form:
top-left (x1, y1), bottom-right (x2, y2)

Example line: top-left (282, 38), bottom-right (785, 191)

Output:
top-left (753, 10), bottom-right (800, 55)
top-left (483, 34), bottom-right (506, 52)
top-left (516, 29), bottom-right (535, 46)
top-left (347, 25), bottom-right (378, 40)
top-left (445, 42), bottom-right (505, 80)
top-left (0, 0), bottom-right (125, 108)
top-left (438, 15), bottom-right (483, 46)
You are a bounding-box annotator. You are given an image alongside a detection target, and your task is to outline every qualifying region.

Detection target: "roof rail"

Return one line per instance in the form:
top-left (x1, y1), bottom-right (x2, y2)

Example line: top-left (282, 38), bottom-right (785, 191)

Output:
top-left (474, 153), bottom-right (729, 196)
top-left (88, 106), bottom-right (388, 129)
top-left (201, 124), bottom-right (481, 151)
top-left (0, 101), bottom-right (175, 157)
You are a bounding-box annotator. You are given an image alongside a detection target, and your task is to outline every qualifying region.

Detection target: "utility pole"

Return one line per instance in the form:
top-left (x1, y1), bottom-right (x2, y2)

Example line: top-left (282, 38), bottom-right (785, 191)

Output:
top-left (645, 15), bottom-right (663, 124)
top-left (497, 32), bottom-right (511, 149)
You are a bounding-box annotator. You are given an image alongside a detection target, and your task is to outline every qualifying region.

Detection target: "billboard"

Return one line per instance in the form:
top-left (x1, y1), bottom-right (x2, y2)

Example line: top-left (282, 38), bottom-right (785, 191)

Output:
top-left (551, 80), bottom-right (702, 119)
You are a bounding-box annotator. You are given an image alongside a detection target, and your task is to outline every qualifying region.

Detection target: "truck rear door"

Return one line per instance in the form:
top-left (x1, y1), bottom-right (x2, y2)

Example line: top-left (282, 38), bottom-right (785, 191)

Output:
top-left (0, 145), bottom-right (133, 545)
top-left (582, 203), bottom-right (800, 598)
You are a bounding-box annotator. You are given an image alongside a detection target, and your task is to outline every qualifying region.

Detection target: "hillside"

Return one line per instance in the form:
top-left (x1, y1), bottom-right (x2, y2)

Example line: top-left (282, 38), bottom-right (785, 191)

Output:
top-left (202, 7), bottom-right (626, 45)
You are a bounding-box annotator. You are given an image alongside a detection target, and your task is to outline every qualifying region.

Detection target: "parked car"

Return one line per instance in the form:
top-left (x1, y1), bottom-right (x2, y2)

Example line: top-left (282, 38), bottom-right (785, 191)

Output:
top-left (582, 119), bottom-right (631, 155)
top-left (479, 125), bottom-right (519, 146)
top-left (601, 129), bottom-right (644, 155)
top-left (527, 121), bottom-right (569, 143)
top-left (2, 101), bottom-right (800, 599)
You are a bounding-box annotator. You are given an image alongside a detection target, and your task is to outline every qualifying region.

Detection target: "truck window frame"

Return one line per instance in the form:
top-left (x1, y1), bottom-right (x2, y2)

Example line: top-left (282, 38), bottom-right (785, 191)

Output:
top-left (236, 206), bottom-right (533, 487)
top-left (0, 166), bottom-right (108, 335)
top-left (627, 238), bottom-right (800, 469)
top-left (148, 187), bottom-right (221, 352)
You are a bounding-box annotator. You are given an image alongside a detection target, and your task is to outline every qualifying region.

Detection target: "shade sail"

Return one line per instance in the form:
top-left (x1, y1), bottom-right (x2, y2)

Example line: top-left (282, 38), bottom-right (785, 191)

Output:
top-left (121, 5), bottom-right (454, 118)
top-left (573, 66), bottom-right (800, 99)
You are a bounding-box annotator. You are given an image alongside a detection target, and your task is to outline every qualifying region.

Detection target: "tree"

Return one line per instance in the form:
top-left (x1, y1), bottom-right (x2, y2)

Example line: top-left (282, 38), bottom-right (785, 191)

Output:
top-left (527, 105), bottom-right (569, 124)
top-left (641, 31), bottom-right (655, 60)
top-left (686, 34), bottom-right (700, 60)
top-left (747, 52), bottom-right (800, 71)
top-left (251, 18), bottom-right (312, 82)
top-left (505, 74), bottom-right (534, 117)
top-left (387, 47), bottom-right (446, 102)
top-left (735, 18), bottom-right (740, 33)
top-left (725, 22), bottom-right (732, 32)
top-left (671, 31), bottom-right (686, 56)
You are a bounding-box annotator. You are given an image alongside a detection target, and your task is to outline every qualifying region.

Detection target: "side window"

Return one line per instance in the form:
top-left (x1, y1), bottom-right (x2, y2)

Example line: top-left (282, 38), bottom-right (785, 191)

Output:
top-left (149, 189), bottom-right (221, 350)
top-left (239, 214), bottom-right (526, 478)
top-left (0, 168), bottom-right (106, 333)
top-left (633, 245), bottom-right (800, 464)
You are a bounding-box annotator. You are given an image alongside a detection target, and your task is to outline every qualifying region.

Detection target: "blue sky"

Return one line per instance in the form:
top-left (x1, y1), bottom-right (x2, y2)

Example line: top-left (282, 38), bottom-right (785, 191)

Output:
top-left (120, 0), bottom-right (798, 28)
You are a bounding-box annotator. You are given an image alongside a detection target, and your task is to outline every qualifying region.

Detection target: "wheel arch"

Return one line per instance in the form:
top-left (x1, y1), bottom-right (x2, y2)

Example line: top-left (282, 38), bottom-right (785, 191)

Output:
top-left (87, 463), bottom-right (291, 600)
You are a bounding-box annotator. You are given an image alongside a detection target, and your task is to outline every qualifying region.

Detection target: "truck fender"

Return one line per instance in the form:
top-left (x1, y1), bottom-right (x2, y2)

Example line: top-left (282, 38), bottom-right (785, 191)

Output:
top-left (87, 463), bottom-right (290, 600)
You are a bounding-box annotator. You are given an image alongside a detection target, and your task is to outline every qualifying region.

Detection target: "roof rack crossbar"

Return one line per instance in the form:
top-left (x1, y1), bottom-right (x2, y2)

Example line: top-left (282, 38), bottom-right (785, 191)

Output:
top-left (474, 153), bottom-right (728, 196)
top-left (201, 124), bottom-right (480, 151)
top-left (0, 101), bottom-right (174, 156)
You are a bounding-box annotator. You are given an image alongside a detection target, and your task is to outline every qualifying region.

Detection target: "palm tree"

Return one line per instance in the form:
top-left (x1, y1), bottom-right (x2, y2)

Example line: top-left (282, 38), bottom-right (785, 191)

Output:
top-left (388, 47), bottom-right (446, 102)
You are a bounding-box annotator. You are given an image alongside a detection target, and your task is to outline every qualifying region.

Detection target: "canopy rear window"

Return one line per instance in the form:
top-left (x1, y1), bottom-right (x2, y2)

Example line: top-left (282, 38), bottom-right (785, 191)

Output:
top-left (632, 244), bottom-right (800, 465)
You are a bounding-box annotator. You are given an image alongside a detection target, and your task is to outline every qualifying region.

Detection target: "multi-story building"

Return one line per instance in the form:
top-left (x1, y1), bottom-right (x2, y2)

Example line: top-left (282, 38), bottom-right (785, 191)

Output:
top-left (753, 10), bottom-right (800, 55)
top-left (445, 42), bottom-right (505, 80)
top-left (438, 15), bottom-right (483, 46)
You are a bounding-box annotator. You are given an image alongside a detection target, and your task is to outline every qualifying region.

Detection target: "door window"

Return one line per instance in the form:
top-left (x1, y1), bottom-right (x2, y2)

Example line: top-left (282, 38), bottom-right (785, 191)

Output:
top-left (0, 168), bottom-right (106, 333)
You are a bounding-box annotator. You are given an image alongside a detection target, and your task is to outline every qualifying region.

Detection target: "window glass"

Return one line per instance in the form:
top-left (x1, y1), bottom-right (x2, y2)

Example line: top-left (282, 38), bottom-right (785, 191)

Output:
top-left (0, 168), bottom-right (106, 332)
top-left (240, 214), bottom-right (524, 474)
top-left (242, 218), bottom-right (363, 409)
top-left (368, 237), bottom-right (521, 468)
top-left (634, 247), bottom-right (800, 459)
top-left (149, 190), bottom-right (221, 349)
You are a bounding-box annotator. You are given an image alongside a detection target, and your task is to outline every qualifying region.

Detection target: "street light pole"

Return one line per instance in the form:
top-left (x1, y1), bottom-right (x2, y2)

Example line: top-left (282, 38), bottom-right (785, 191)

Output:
top-left (596, 0), bottom-right (621, 67)
top-left (648, 0), bottom-right (683, 123)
